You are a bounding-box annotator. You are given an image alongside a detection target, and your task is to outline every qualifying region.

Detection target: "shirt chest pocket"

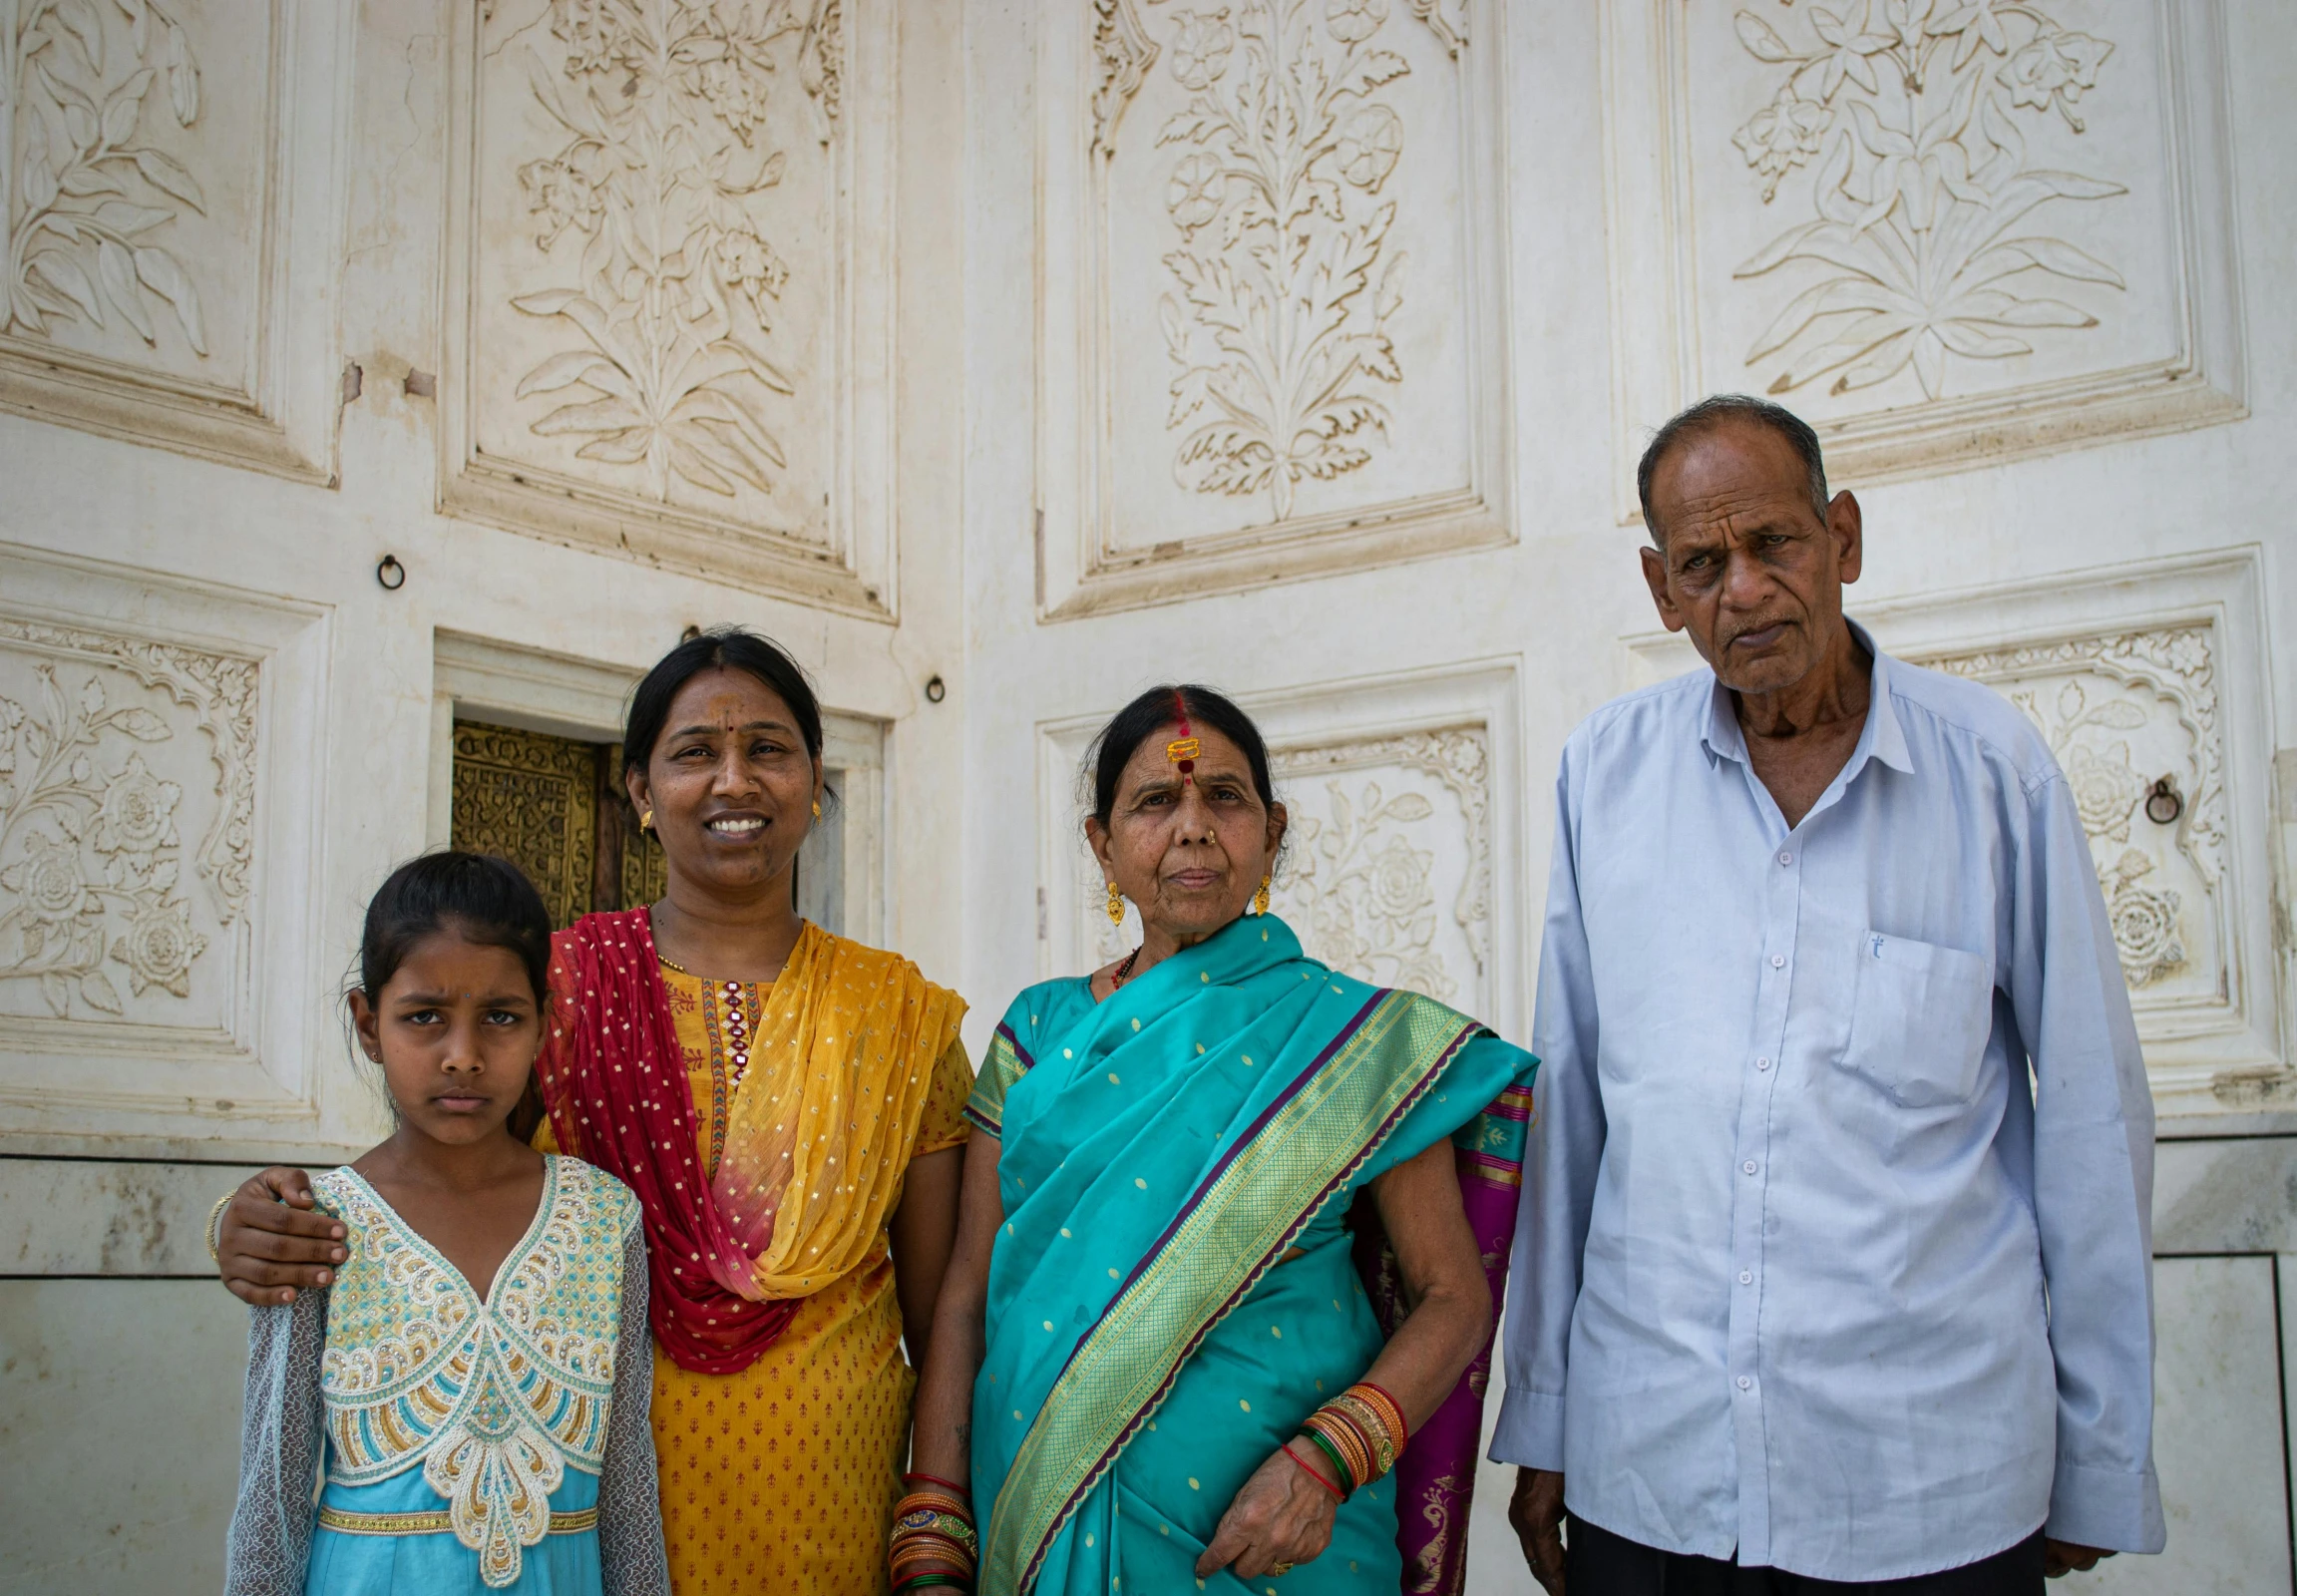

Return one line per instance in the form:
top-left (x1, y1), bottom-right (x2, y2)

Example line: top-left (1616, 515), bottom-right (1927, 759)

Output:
top-left (1840, 932), bottom-right (1996, 1108)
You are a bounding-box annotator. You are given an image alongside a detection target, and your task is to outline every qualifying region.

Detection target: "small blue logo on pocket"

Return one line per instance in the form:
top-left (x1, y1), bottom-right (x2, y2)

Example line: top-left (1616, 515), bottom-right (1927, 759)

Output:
top-left (1870, 936), bottom-right (1886, 959)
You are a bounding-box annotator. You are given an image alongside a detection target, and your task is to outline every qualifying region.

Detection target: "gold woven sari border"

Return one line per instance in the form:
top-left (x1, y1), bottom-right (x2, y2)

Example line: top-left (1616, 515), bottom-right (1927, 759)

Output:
top-left (316, 1504), bottom-right (599, 1536)
top-left (984, 990), bottom-right (1479, 1593)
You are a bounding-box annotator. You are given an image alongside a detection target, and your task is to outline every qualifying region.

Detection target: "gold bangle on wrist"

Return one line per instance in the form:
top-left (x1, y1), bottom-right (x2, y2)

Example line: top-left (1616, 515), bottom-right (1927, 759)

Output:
top-left (204, 1191), bottom-right (233, 1266)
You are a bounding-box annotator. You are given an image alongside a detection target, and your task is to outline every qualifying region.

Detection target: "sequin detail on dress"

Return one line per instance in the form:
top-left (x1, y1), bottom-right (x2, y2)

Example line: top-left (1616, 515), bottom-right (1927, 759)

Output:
top-left (314, 1158), bottom-right (637, 1588)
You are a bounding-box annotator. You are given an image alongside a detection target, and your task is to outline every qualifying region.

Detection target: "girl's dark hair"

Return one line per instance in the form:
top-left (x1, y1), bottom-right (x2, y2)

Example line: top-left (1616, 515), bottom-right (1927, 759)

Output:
top-left (358, 852), bottom-right (554, 1006)
top-left (1088, 684), bottom-right (1277, 824)
top-left (623, 627), bottom-right (825, 772)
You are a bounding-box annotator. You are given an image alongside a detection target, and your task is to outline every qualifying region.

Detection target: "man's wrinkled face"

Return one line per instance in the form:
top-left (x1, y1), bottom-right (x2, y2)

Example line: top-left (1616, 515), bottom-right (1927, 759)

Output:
top-left (1640, 419), bottom-right (1861, 697)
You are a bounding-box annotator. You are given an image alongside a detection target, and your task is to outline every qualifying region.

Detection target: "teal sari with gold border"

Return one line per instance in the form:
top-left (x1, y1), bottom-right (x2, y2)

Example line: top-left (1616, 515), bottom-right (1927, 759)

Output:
top-left (964, 915), bottom-right (1536, 1595)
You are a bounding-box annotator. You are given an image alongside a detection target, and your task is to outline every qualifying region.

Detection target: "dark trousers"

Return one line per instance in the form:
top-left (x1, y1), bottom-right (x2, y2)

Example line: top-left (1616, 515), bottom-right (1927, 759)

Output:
top-left (1566, 1514), bottom-right (2047, 1596)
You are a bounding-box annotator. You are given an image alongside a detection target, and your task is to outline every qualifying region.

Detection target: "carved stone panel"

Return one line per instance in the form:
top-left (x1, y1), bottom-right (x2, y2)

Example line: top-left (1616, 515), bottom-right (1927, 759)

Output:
top-left (0, 1), bottom-right (347, 480)
top-left (442, 0), bottom-right (898, 615)
top-left (1605, 0), bottom-right (2243, 506)
top-left (0, 545), bottom-right (334, 1154)
top-left (1268, 727), bottom-right (1490, 1005)
top-left (0, 620), bottom-right (251, 1036)
top-left (1915, 626), bottom-right (2225, 1009)
top-left (1037, 0), bottom-right (1513, 615)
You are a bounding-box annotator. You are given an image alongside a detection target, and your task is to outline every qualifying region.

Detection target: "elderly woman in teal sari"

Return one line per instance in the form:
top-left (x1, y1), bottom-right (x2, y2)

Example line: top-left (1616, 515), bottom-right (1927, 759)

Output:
top-left (903, 686), bottom-right (1538, 1596)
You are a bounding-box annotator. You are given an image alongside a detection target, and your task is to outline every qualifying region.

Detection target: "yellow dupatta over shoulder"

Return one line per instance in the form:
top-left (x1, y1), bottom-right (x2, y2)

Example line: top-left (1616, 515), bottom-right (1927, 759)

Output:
top-left (652, 922), bottom-right (972, 1596)
top-left (706, 920), bottom-right (968, 1299)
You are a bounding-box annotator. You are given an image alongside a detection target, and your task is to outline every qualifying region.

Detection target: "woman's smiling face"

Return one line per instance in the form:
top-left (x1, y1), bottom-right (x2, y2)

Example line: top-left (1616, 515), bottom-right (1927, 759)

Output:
top-left (1088, 721), bottom-right (1285, 948)
top-left (626, 665), bottom-right (822, 900)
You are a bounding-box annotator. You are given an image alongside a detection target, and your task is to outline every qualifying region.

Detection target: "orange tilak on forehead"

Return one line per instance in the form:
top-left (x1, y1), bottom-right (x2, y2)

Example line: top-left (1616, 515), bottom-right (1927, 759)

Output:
top-left (1165, 691), bottom-right (1201, 785)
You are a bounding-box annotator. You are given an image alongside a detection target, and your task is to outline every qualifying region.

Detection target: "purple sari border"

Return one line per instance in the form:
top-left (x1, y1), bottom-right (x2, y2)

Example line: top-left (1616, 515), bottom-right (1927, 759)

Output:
top-left (1015, 1002), bottom-right (1480, 1594)
top-left (997, 1020), bottom-right (1034, 1071)
top-left (1458, 1149), bottom-right (1524, 1185)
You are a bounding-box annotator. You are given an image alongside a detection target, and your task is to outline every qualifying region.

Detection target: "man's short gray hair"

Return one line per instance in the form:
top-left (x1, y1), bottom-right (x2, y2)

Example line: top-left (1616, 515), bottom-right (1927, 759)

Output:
top-left (1637, 394), bottom-right (1828, 544)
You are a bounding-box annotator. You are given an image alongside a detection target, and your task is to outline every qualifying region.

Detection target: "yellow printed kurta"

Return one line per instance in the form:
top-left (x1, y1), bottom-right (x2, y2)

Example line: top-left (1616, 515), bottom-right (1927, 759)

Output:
top-left (541, 959), bottom-right (972, 1596)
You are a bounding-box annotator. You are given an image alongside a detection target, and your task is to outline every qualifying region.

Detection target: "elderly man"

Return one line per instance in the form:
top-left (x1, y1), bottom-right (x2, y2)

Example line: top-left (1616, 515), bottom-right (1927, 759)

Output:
top-left (1492, 396), bottom-right (2163, 1595)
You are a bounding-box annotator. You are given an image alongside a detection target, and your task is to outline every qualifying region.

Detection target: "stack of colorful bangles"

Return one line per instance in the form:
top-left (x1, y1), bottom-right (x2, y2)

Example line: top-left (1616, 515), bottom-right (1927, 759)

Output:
top-left (1286, 1381), bottom-right (1409, 1502)
top-left (889, 1473), bottom-right (977, 1593)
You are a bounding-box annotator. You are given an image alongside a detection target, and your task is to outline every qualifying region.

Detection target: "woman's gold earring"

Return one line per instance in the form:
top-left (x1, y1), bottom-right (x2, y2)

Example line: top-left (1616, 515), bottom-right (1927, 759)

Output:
top-left (812, 800), bottom-right (822, 819)
top-left (1106, 881), bottom-right (1125, 927)
top-left (1254, 875), bottom-right (1272, 916)
top-left (639, 808), bottom-right (653, 832)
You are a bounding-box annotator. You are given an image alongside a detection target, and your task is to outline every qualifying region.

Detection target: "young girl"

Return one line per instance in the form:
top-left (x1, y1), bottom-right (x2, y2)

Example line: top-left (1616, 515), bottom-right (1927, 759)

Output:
top-left (224, 853), bottom-right (668, 1595)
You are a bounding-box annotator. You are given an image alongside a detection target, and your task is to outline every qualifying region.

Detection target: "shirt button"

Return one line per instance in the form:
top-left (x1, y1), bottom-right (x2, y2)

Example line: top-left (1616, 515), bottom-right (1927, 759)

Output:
top-left (1741, 1160), bottom-right (1758, 1175)
top-left (1777, 851), bottom-right (1792, 865)
top-left (1755, 1056), bottom-right (1772, 1071)
top-left (1769, 955), bottom-right (1785, 969)
top-left (1736, 1376), bottom-right (1752, 1391)
top-left (1739, 1270), bottom-right (1753, 1285)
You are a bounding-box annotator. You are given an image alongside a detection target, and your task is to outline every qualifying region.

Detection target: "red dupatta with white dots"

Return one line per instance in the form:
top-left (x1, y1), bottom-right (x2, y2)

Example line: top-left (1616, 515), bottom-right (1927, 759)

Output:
top-left (536, 908), bottom-right (964, 1375)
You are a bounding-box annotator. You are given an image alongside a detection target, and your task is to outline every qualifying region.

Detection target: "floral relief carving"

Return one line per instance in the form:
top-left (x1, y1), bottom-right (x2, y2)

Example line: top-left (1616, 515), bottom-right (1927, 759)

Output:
top-left (1269, 727), bottom-right (1489, 1001)
top-left (2100, 848), bottom-right (2182, 989)
top-left (1923, 626), bottom-right (2220, 991)
top-left (0, 665), bottom-right (213, 1017)
top-left (507, 0), bottom-right (840, 504)
top-left (2, 0), bottom-right (208, 353)
top-left (1275, 777), bottom-right (1450, 999)
top-left (1727, 0), bottom-right (2124, 401)
top-left (0, 616), bottom-right (255, 932)
top-left (1153, 0), bottom-right (1410, 520)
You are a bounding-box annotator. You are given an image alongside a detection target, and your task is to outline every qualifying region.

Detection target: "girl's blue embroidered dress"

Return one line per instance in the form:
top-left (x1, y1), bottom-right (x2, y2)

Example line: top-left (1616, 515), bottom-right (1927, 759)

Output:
top-left (224, 1155), bottom-right (669, 1595)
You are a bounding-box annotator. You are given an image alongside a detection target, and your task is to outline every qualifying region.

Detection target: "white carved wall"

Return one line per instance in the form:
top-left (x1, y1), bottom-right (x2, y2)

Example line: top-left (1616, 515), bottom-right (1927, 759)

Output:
top-left (440, 0), bottom-right (901, 613)
top-left (1035, 0), bottom-right (1512, 614)
top-left (1604, 0), bottom-right (2244, 509)
top-left (0, 0), bottom-right (349, 480)
top-left (0, 544), bottom-right (330, 1151)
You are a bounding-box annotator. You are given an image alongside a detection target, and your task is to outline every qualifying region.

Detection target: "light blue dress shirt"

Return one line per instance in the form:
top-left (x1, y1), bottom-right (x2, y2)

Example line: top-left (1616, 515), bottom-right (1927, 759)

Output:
top-left (1490, 627), bottom-right (2165, 1581)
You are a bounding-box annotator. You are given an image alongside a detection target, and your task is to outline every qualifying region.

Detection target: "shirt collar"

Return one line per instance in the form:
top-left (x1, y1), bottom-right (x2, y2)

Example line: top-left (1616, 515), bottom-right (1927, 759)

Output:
top-left (1699, 617), bottom-right (1913, 776)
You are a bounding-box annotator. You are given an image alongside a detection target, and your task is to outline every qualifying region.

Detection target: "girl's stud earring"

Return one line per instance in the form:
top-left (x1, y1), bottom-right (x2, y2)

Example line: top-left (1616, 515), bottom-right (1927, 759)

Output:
top-left (813, 800), bottom-right (822, 819)
top-left (640, 808), bottom-right (653, 831)
top-left (1105, 881), bottom-right (1125, 926)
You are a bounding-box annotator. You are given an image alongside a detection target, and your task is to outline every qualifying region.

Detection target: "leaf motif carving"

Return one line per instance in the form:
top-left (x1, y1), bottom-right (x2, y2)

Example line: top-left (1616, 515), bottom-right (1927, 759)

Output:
top-left (0, 630), bottom-right (245, 1022)
top-left (1726, 1), bottom-right (2125, 400)
top-left (1919, 625), bottom-right (2224, 991)
top-left (1152, 0), bottom-right (1413, 522)
top-left (3, 0), bottom-right (211, 358)
top-left (503, 0), bottom-right (818, 506)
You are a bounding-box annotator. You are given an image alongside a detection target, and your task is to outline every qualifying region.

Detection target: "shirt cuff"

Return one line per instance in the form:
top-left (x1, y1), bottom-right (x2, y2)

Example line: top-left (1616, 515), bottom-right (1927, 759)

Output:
top-left (2045, 1458), bottom-right (2166, 1554)
top-left (1486, 1386), bottom-right (1567, 1471)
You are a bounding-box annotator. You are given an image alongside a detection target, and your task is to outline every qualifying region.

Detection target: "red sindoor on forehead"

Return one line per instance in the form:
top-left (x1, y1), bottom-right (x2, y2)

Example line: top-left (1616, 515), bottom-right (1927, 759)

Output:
top-left (1165, 689), bottom-right (1199, 782)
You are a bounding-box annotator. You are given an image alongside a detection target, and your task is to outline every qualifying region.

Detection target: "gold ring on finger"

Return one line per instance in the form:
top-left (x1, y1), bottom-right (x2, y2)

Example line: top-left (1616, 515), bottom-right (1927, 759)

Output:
top-left (1271, 1564), bottom-right (1294, 1577)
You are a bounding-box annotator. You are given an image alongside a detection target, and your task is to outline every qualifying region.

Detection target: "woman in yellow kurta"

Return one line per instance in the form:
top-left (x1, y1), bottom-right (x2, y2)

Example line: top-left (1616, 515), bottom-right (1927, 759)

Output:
top-left (216, 630), bottom-right (970, 1596)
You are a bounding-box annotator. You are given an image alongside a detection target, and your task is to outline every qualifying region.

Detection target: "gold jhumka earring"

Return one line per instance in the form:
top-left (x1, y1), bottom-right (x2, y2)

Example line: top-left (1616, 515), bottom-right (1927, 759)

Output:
top-left (1254, 875), bottom-right (1272, 916)
top-left (1106, 881), bottom-right (1125, 926)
